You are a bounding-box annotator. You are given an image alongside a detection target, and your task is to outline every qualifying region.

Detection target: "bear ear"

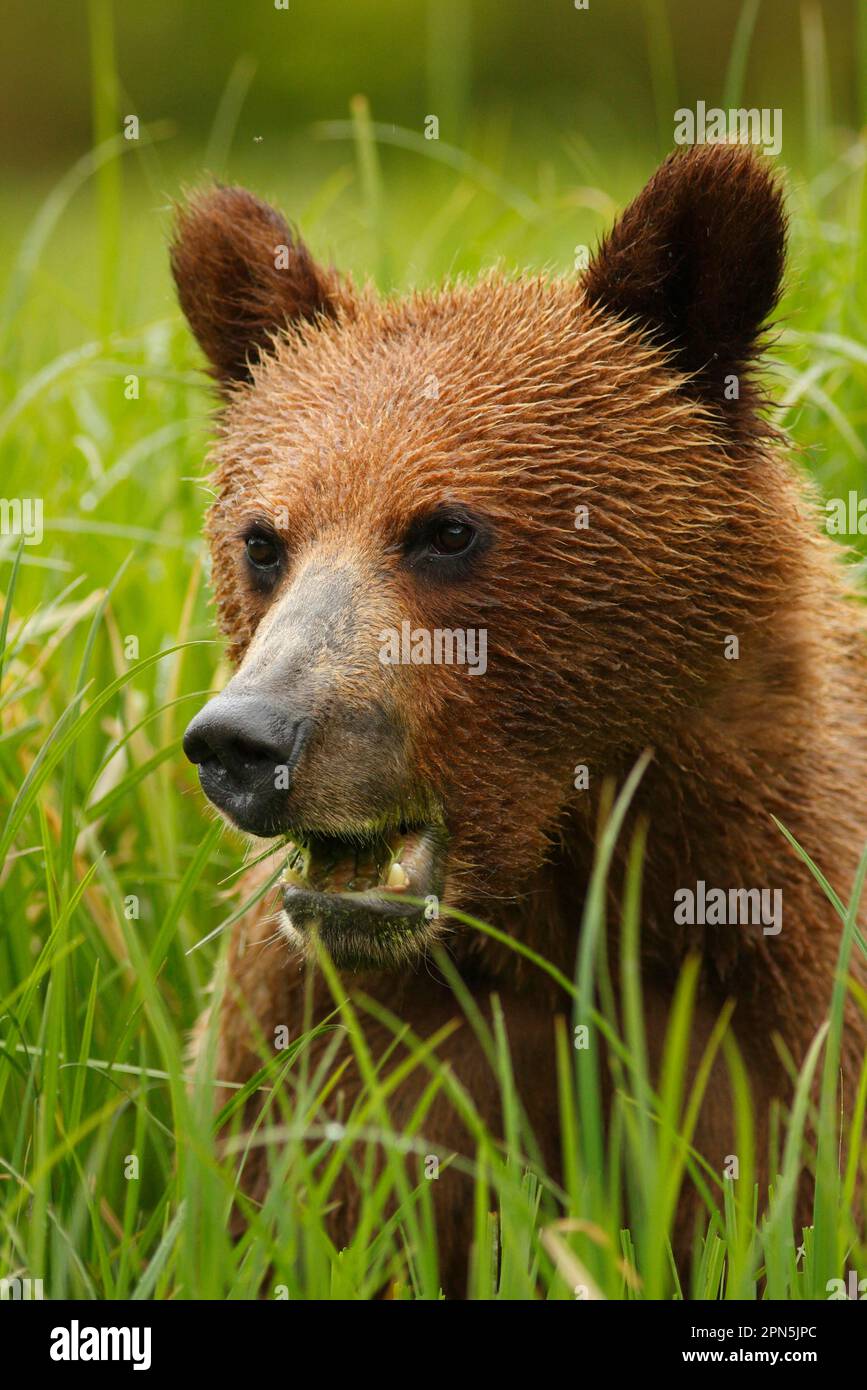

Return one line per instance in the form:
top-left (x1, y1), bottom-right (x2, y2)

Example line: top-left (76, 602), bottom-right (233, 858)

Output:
top-left (170, 185), bottom-right (348, 388)
top-left (583, 144), bottom-right (786, 413)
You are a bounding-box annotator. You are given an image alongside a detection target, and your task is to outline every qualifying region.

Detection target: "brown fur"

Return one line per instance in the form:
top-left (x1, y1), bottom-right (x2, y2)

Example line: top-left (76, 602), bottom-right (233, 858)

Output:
top-left (173, 145), bottom-right (867, 1294)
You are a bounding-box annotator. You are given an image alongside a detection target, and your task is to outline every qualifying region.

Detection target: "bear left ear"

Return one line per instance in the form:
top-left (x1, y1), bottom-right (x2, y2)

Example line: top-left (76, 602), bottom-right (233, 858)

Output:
top-left (583, 143), bottom-right (786, 412)
top-left (170, 185), bottom-right (350, 389)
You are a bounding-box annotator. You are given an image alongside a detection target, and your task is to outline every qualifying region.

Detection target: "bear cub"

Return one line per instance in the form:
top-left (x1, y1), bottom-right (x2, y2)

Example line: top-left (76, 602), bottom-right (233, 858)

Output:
top-left (173, 144), bottom-right (867, 1293)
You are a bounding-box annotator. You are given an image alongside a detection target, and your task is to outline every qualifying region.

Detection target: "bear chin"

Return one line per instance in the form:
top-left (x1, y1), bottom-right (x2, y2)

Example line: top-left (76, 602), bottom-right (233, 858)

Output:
top-left (279, 891), bottom-right (439, 970)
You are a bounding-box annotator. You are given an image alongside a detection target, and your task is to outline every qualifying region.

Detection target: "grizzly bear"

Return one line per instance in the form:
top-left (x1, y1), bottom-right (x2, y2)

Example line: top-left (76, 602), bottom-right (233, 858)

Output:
top-left (172, 143), bottom-right (867, 1295)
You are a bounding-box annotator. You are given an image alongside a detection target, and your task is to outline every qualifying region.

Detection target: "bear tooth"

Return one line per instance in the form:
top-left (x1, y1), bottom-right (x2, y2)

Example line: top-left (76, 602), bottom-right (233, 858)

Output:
top-left (386, 861), bottom-right (409, 889)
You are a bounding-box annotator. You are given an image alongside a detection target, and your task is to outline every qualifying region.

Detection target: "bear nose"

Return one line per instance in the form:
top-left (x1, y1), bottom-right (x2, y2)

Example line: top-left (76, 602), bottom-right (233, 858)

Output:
top-left (183, 695), bottom-right (311, 836)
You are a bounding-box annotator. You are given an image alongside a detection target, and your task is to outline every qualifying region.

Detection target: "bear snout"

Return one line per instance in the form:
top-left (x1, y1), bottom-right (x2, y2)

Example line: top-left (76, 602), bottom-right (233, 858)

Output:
top-left (183, 694), bottom-right (312, 837)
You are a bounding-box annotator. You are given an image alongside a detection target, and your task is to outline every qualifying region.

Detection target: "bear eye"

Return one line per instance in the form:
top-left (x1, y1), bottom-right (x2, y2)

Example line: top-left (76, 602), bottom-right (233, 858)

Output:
top-left (401, 507), bottom-right (489, 581)
top-left (430, 520), bottom-right (476, 556)
top-left (245, 532), bottom-right (281, 572)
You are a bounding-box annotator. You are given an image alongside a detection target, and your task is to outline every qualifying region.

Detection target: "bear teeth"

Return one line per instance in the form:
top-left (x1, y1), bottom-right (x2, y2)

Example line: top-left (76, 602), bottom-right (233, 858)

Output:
top-left (286, 826), bottom-right (430, 895)
top-left (385, 860), bottom-right (409, 890)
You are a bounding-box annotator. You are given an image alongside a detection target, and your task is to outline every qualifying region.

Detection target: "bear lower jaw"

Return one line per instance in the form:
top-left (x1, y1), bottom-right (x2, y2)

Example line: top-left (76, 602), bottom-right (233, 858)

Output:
top-left (279, 824), bottom-right (447, 969)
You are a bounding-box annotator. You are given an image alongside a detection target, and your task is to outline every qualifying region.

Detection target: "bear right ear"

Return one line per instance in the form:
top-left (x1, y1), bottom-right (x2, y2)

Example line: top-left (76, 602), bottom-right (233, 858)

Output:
top-left (170, 186), bottom-right (349, 388)
top-left (583, 143), bottom-right (786, 414)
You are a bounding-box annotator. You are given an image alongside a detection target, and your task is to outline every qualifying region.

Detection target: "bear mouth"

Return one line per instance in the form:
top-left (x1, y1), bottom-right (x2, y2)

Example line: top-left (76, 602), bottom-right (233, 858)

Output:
top-left (279, 822), bottom-right (448, 968)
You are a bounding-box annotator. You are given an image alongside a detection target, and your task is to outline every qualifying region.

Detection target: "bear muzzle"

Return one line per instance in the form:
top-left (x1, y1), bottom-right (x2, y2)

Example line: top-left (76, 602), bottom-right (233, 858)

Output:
top-left (183, 693), bottom-right (312, 837)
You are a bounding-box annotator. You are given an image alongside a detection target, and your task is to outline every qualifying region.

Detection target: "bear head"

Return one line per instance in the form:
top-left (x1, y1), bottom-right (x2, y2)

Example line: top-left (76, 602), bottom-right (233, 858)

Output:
top-left (174, 143), bottom-right (788, 969)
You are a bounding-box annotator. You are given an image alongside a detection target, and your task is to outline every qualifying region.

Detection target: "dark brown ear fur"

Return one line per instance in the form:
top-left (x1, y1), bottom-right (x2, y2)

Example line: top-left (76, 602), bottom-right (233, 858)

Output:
top-left (170, 186), bottom-right (347, 387)
top-left (583, 143), bottom-right (787, 414)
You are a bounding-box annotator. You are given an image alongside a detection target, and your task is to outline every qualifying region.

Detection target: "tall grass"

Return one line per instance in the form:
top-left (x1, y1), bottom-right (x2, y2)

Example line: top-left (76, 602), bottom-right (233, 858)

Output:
top-left (2, 571), bottom-right (865, 1298)
top-left (1, 0), bottom-right (866, 1299)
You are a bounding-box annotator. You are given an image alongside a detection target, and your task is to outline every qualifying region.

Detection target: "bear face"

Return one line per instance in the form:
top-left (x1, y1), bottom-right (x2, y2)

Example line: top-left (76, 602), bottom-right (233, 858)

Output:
top-left (175, 144), bottom-right (791, 971)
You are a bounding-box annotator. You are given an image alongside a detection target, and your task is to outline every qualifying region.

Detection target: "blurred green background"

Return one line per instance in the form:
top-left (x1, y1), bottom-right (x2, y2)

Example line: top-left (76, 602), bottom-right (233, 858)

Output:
top-left (3, 1), bottom-right (864, 179)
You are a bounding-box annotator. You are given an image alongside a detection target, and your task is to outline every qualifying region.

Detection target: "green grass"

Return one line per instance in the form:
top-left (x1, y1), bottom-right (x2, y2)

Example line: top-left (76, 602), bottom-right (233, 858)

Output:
top-left (2, 1), bottom-right (867, 1299)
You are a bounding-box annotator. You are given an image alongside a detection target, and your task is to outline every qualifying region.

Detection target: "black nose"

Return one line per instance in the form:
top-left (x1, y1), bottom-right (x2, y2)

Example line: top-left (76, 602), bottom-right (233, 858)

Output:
top-left (183, 694), bottom-right (310, 836)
